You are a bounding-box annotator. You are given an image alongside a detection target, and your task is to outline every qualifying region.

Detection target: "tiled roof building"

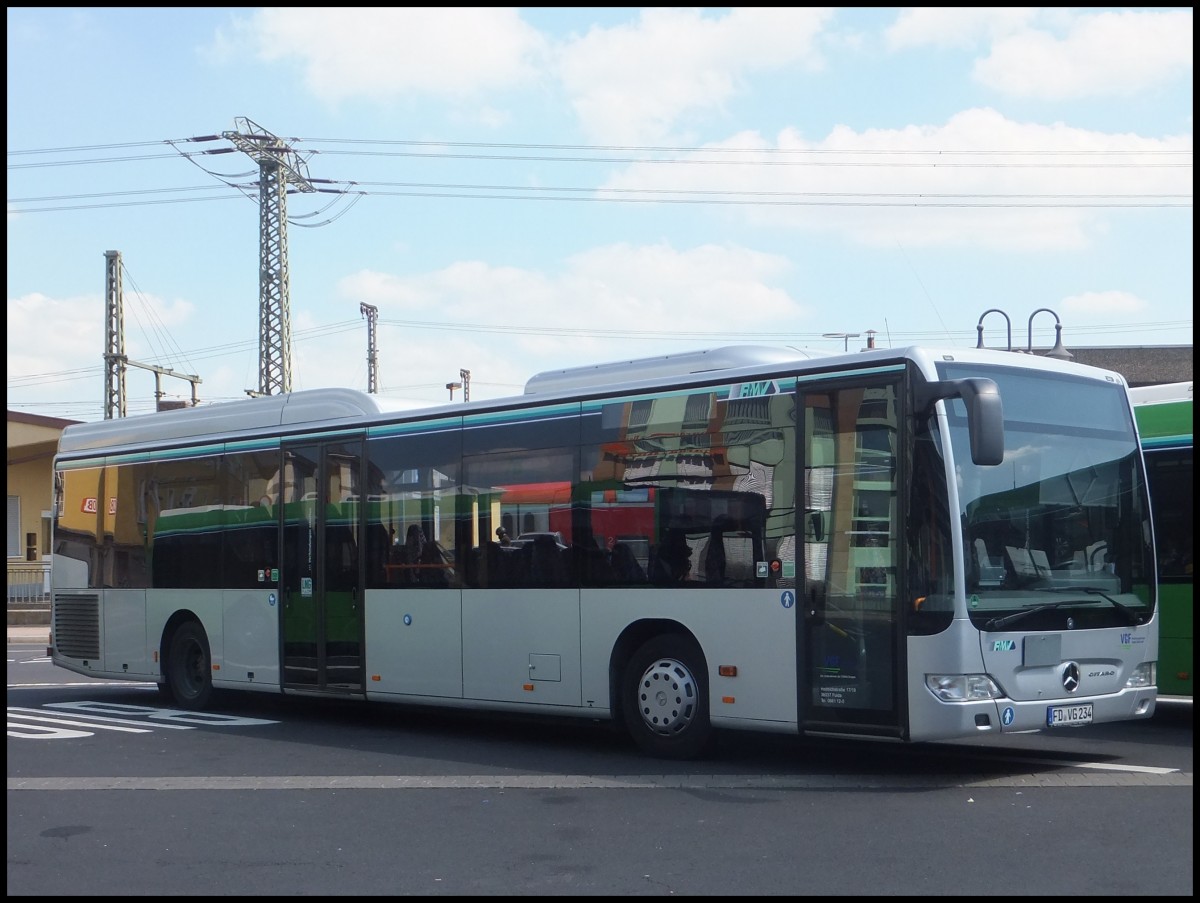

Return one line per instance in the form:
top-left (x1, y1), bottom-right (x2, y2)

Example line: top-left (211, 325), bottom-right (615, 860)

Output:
top-left (1038, 345), bottom-right (1192, 387)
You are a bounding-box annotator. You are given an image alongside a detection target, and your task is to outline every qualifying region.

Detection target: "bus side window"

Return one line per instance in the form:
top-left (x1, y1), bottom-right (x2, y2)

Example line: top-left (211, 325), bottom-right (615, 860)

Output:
top-left (610, 542), bottom-right (645, 584)
top-left (326, 525), bottom-right (357, 590)
top-left (365, 523), bottom-right (391, 587)
top-left (529, 535), bottom-right (568, 586)
top-left (650, 529), bottom-right (692, 586)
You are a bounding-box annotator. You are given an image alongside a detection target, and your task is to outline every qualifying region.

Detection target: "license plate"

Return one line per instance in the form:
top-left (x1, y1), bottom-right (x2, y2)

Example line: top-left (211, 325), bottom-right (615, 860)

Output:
top-left (1047, 703), bottom-right (1093, 727)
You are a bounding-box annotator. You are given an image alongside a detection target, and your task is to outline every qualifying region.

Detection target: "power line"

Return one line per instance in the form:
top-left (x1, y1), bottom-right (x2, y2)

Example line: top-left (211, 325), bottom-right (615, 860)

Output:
top-left (10, 134), bottom-right (1193, 159)
top-left (9, 134), bottom-right (1191, 214)
top-left (8, 183), bottom-right (1192, 213)
top-left (8, 316), bottom-right (1193, 391)
top-left (7, 132), bottom-right (1191, 417)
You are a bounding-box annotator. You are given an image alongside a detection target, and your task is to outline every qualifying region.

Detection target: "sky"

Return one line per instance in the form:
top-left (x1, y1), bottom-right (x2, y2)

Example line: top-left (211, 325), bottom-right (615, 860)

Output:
top-left (6, 7), bottom-right (1193, 422)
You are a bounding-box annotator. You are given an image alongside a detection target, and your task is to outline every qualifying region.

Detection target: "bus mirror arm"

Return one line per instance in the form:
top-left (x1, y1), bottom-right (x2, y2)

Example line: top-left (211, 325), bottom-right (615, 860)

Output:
top-left (915, 377), bottom-right (1004, 466)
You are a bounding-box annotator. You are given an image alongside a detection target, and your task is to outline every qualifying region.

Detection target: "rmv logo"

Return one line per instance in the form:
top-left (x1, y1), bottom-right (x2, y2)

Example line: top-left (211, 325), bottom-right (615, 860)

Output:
top-left (992, 640), bottom-right (1016, 651)
top-left (732, 381), bottom-right (778, 398)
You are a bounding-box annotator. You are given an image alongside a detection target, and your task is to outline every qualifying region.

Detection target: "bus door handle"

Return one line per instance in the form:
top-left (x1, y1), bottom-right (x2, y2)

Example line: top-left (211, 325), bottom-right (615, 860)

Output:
top-left (805, 587), bottom-right (825, 624)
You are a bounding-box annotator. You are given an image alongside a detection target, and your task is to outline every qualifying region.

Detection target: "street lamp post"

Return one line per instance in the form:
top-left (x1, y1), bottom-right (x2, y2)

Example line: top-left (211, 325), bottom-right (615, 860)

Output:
top-left (822, 331), bottom-right (862, 352)
top-left (1027, 308), bottom-right (1072, 360)
top-left (976, 308), bottom-right (1071, 359)
top-left (976, 309), bottom-right (1013, 351)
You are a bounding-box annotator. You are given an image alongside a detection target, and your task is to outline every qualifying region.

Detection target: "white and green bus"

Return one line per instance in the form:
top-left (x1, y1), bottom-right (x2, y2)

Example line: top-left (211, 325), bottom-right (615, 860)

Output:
top-left (50, 343), bottom-right (1158, 759)
top-left (1129, 381), bottom-right (1192, 699)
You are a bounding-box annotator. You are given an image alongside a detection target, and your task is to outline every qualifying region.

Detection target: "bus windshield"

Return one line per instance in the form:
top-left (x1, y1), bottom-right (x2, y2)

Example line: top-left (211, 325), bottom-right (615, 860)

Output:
top-left (938, 363), bottom-right (1155, 630)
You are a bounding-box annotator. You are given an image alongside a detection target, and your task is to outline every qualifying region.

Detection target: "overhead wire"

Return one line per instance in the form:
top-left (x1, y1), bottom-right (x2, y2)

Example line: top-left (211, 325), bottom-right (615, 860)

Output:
top-left (8, 134), bottom-right (1192, 212)
top-left (6, 133), bottom-right (1192, 415)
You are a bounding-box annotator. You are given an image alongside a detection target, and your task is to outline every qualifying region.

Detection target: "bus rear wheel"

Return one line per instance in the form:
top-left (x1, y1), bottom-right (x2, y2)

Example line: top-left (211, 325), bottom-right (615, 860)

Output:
top-left (165, 620), bottom-right (213, 710)
top-left (622, 635), bottom-right (712, 760)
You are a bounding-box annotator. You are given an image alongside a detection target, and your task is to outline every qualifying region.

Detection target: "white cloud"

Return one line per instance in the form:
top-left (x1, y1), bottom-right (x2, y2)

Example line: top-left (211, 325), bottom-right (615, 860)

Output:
top-left (556, 8), bottom-right (834, 144)
top-left (8, 288), bottom-right (195, 371)
top-left (223, 8), bottom-right (549, 104)
top-left (207, 6), bottom-right (840, 141)
top-left (335, 241), bottom-right (806, 400)
top-left (974, 10), bottom-right (1194, 100)
top-left (885, 7), bottom-right (1039, 51)
top-left (885, 9), bottom-right (1193, 101)
top-left (6, 290), bottom-right (222, 415)
top-left (7, 292), bottom-right (110, 417)
top-left (599, 108), bottom-right (1193, 251)
top-left (208, 8), bottom-right (1191, 139)
top-left (1060, 290), bottom-right (1148, 317)
top-left (343, 242), bottom-right (799, 328)
top-left (8, 292), bottom-right (99, 378)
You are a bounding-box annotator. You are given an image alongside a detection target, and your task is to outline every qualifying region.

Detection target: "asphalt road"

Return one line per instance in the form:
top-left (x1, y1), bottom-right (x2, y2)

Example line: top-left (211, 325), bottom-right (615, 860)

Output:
top-left (8, 638), bottom-right (1193, 896)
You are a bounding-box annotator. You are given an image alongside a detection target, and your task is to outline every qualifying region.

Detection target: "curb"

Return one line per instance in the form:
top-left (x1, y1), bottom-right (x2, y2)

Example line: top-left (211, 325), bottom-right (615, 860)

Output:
top-left (7, 611), bottom-right (51, 626)
top-left (7, 626), bottom-right (51, 644)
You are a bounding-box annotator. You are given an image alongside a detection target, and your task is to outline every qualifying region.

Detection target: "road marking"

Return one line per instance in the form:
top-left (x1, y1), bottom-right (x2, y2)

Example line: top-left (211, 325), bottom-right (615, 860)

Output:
top-left (7, 723), bottom-right (95, 740)
top-left (10, 705), bottom-right (195, 730)
top-left (960, 752), bottom-right (1181, 775)
top-left (6, 701), bottom-right (278, 740)
top-left (7, 711), bottom-right (153, 734)
top-left (8, 682), bottom-right (158, 689)
top-left (5, 772), bottom-right (1192, 791)
top-left (1054, 760), bottom-right (1178, 776)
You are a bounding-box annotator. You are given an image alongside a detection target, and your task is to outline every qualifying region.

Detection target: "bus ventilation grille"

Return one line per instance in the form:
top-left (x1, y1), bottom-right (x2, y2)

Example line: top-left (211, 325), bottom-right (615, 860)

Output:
top-left (52, 593), bottom-right (100, 659)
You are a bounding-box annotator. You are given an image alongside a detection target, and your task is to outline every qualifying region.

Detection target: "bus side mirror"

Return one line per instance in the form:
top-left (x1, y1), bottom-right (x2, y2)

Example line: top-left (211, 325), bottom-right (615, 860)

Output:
top-left (916, 377), bottom-right (1004, 466)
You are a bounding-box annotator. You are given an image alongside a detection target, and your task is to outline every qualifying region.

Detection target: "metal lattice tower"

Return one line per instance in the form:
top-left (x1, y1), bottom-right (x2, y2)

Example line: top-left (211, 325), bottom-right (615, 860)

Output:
top-left (223, 117), bottom-right (315, 396)
top-left (103, 250), bottom-right (127, 419)
top-left (102, 250), bottom-right (202, 418)
top-left (360, 302), bottom-right (379, 394)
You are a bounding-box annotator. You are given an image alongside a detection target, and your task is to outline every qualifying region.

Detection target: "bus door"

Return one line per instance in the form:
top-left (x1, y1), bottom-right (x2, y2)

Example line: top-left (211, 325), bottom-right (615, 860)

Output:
top-left (799, 378), bottom-right (903, 737)
top-left (280, 439), bottom-right (365, 693)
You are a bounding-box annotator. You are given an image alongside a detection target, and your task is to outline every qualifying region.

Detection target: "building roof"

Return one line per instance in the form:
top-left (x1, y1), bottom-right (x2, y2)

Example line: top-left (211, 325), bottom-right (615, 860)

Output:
top-left (7, 410), bottom-right (83, 465)
top-left (1044, 346), bottom-right (1193, 387)
top-left (7, 410), bottom-right (80, 430)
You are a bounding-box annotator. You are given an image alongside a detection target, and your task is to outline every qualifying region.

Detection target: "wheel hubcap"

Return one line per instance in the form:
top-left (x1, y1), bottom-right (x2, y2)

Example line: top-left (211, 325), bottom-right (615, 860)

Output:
top-left (636, 657), bottom-right (697, 736)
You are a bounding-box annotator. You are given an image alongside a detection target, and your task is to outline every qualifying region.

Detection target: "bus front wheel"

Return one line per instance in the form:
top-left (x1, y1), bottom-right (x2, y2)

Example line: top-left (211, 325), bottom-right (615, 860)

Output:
top-left (165, 620), bottom-right (213, 710)
top-left (622, 635), bottom-right (713, 760)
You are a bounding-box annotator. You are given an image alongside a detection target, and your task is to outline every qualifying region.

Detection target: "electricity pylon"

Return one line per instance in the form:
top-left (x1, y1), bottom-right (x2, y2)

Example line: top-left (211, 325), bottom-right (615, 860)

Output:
top-left (223, 117), bottom-right (316, 396)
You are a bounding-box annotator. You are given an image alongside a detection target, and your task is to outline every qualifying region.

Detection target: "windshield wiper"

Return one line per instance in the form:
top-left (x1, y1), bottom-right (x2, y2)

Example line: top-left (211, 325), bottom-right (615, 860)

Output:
top-left (984, 588), bottom-right (1143, 631)
top-left (1047, 586), bottom-right (1143, 626)
top-left (985, 601), bottom-right (1071, 631)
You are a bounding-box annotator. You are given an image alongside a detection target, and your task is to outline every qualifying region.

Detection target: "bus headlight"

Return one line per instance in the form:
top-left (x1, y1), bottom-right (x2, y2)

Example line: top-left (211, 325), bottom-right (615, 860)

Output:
top-left (925, 673), bottom-right (1004, 702)
top-left (1124, 661), bottom-right (1156, 689)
